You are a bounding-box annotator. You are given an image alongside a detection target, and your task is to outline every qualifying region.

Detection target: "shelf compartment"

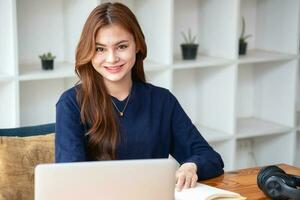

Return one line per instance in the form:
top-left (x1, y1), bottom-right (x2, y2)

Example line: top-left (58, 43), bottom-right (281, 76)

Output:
top-left (16, 0), bottom-right (98, 72)
top-left (210, 140), bottom-right (235, 171)
top-left (146, 69), bottom-right (172, 91)
top-left (173, 54), bottom-right (234, 70)
top-left (195, 124), bottom-right (232, 143)
top-left (0, 74), bottom-right (14, 82)
top-left (20, 77), bottom-right (77, 126)
top-left (235, 133), bottom-right (294, 169)
top-left (239, 0), bottom-right (299, 54)
top-left (237, 117), bottom-right (293, 139)
top-left (237, 60), bottom-right (297, 129)
top-left (173, 0), bottom-right (238, 60)
top-left (0, 81), bottom-right (18, 128)
top-left (238, 49), bottom-right (296, 65)
top-left (19, 62), bottom-right (76, 81)
top-left (135, 0), bottom-right (173, 65)
top-left (173, 65), bottom-right (236, 134)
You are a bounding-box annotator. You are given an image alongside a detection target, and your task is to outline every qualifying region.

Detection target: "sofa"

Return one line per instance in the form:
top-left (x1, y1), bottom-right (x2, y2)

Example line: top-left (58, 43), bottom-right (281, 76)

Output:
top-left (0, 123), bottom-right (55, 200)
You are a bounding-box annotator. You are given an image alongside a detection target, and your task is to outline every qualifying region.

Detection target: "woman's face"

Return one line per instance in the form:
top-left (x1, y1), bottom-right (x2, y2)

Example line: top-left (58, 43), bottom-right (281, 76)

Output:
top-left (91, 23), bottom-right (137, 85)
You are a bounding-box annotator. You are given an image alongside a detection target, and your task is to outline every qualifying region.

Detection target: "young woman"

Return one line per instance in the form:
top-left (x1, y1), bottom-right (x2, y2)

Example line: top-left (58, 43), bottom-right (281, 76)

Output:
top-left (55, 2), bottom-right (224, 192)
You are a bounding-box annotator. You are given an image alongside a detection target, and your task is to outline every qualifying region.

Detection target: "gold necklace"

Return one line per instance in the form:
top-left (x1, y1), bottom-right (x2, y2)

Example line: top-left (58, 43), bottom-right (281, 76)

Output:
top-left (111, 93), bottom-right (131, 117)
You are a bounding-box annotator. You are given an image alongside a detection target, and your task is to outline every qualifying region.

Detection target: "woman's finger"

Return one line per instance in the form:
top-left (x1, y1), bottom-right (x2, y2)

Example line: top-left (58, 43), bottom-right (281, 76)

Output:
top-left (191, 174), bottom-right (198, 188)
top-left (184, 174), bottom-right (192, 189)
top-left (176, 174), bottom-right (185, 191)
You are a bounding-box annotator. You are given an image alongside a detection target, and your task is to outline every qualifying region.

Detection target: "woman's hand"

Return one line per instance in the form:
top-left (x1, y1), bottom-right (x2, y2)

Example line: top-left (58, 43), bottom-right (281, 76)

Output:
top-left (175, 162), bottom-right (198, 191)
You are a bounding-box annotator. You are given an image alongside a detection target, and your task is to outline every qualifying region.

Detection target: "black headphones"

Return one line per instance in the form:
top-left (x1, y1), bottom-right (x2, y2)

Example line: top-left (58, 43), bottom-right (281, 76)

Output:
top-left (257, 165), bottom-right (300, 200)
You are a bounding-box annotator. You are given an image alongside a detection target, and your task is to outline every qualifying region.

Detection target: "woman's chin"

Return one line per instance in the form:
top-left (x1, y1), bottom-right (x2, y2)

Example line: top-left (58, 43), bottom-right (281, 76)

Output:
top-left (103, 74), bottom-right (129, 83)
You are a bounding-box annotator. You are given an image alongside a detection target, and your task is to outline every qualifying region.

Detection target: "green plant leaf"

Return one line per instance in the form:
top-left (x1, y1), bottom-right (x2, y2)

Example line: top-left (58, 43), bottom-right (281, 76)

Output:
top-left (188, 28), bottom-right (192, 44)
top-left (240, 17), bottom-right (245, 39)
top-left (181, 28), bottom-right (197, 44)
top-left (39, 52), bottom-right (56, 60)
top-left (243, 34), bottom-right (252, 40)
top-left (181, 31), bottom-right (188, 44)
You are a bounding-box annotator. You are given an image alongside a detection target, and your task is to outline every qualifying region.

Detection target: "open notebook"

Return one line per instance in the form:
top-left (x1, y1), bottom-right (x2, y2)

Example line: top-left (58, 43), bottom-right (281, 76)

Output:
top-left (175, 183), bottom-right (246, 200)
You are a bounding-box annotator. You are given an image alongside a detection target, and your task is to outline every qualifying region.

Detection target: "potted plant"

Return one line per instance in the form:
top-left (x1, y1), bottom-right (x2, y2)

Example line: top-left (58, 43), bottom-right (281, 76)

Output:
top-left (39, 52), bottom-right (56, 70)
top-left (181, 28), bottom-right (198, 60)
top-left (239, 17), bottom-right (252, 55)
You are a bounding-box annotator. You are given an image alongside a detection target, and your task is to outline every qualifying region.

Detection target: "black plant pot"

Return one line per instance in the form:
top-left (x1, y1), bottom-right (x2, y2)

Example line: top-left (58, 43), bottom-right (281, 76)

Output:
top-left (41, 60), bottom-right (54, 70)
top-left (239, 40), bottom-right (248, 55)
top-left (181, 44), bottom-right (198, 60)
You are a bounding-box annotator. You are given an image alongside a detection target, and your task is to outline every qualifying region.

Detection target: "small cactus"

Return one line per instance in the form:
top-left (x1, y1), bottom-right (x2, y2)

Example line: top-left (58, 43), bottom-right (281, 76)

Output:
top-left (181, 28), bottom-right (197, 44)
top-left (240, 17), bottom-right (252, 43)
top-left (39, 52), bottom-right (56, 60)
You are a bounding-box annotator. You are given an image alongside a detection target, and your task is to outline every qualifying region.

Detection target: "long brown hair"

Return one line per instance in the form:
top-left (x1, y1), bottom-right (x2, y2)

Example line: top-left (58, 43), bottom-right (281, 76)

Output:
top-left (75, 2), bottom-right (147, 160)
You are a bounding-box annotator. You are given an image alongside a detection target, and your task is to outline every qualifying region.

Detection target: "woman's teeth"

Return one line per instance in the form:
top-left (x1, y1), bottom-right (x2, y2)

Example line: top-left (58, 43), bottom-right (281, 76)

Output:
top-left (104, 64), bottom-right (123, 73)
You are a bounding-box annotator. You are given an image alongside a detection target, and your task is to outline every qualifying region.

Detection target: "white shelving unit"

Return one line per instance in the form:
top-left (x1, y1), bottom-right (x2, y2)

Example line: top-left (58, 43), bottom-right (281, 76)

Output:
top-left (0, 81), bottom-right (18, 128)
top-left (19, 77), bottom-right (77, 126)
top-left (238, 50), bottom-right (297, 64)
top-left (236, 132), bottom-right (295, 169)
top-left (210, 139), bottom-right (235, 171)
top-left (236, 60), bottom-right (297, 140)
top-left (1, 0), bottom-right (300, 171)
top-left (19, 62), bottom-right (75, 81)
top-left (236, 117), bottom-right (293, 139)
top-left (173, 66), bottom-right (236, 136)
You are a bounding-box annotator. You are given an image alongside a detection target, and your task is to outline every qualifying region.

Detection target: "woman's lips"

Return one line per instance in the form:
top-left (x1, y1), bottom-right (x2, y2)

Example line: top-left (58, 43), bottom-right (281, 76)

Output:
top-left (104, 64), bottom-right (124, 74)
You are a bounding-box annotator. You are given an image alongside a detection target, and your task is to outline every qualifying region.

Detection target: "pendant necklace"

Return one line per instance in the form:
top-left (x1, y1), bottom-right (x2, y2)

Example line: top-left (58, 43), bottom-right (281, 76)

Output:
top-left (111, 91), bottom-right (131, 117)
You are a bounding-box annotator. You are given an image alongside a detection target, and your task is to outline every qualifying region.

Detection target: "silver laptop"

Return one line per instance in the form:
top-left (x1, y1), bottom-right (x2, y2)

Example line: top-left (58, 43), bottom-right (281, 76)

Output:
top-left (35, 158), bottom-right (178, 200)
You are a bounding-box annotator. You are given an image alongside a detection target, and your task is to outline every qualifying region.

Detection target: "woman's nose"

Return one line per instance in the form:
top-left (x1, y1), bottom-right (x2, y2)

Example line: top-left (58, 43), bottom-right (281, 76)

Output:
top-left (106, 50), bottom-right (119, 63)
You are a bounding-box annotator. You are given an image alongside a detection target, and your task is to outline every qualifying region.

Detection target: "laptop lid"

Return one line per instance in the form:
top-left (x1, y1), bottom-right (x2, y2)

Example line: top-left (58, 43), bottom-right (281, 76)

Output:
top-left (35, 158), bottom-right (178, 200)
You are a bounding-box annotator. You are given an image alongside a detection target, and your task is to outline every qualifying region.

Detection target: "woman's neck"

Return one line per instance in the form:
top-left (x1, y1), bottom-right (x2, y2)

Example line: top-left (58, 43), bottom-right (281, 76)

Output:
top-left (104, 78), bottom-right (133, 101)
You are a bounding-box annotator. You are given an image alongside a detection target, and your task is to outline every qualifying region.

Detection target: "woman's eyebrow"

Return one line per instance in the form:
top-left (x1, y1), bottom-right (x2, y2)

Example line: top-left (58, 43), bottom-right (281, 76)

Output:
top-left (95, 40), bottom-right (129, 46)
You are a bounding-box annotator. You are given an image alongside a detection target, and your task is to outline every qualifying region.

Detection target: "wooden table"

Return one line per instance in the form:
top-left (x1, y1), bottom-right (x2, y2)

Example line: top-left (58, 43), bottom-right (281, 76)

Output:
top-left (201, 164), bottom-right (300, 200)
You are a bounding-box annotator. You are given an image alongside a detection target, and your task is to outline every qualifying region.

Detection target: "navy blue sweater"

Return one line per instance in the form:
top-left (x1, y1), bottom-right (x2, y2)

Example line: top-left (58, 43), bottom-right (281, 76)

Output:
top-left (55, 81), bottom-right (224, 180)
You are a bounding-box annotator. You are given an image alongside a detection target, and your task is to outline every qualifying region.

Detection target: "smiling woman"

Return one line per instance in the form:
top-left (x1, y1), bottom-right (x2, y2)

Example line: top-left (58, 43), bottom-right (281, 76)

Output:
top-left (92, 24), bottom-right (137, 89)
top-left (55, 2), bottom-right (224, 192)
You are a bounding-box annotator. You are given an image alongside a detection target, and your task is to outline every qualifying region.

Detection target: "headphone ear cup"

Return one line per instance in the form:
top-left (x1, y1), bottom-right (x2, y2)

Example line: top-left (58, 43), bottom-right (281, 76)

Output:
top-left (275, 173), bottom-right (298, 188)
top-left (257, 165), bottom-right (286, 190)
top-left (258, 166), bottom-right (300, 200)
top-left (264, 175), bottom-right (290, 200)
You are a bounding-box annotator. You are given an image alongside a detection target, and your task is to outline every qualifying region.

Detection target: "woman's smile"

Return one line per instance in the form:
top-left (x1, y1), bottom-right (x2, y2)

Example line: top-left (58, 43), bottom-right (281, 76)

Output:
top-left (104, 64), bottom-right (125, 74)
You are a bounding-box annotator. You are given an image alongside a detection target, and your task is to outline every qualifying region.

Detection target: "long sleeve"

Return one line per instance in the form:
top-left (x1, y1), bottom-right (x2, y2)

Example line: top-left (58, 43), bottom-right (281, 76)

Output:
top-left (169, 92), bottom-right (224, 180)
top-left (55, 90), bottom-right (87, 163)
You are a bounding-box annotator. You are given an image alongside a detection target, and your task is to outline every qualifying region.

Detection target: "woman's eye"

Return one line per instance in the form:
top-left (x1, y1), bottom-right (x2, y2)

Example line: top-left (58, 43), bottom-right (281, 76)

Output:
top-left (119, 45), bottom-right (128, 50)
top-left (96, 47), bottom-right (104, 52)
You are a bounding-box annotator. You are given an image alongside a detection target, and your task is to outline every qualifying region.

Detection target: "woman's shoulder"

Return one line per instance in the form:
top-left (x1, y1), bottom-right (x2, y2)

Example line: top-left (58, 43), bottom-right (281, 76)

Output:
top-left (137, 81), bottom-right (175, 101)
top-left (57, 84), bottom-right (81, 106)
top-left (138, 81), bottom-right (168, 94)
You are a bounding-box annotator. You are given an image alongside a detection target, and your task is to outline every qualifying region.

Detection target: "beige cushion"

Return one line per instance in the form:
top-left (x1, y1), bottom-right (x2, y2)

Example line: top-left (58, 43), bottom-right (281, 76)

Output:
top-left (0, 134), bottom-right (55, 200)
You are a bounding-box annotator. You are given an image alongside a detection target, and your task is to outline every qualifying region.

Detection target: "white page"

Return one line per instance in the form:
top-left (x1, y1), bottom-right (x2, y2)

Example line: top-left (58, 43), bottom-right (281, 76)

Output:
top-left (175, 183), bottom-right (246, 200)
